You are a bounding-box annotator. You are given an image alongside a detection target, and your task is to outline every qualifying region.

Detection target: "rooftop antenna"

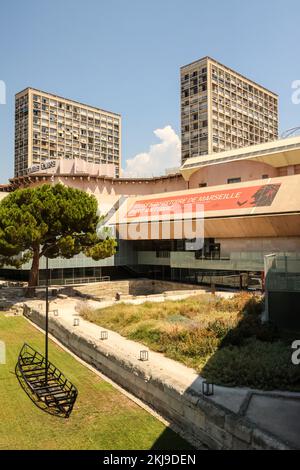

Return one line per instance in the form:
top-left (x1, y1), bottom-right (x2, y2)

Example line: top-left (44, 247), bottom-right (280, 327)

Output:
top-left (280, 126), bottom-right (300, 139)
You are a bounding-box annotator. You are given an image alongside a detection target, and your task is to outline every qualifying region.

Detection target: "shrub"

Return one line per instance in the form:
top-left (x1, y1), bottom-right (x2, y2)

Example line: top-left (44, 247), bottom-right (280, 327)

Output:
top-left (129, 326), bottom-right (162, 348)
top-left (169, 327), bottom-right (220, 358)
top-left (221, 314), bottom-right (280, 347)
top-left (75, 300), bottom-right (93, 317)
top-left (202, 339), bottom-right (300, 391)
top-left (208, 292), bottom-right (263, 315)
top-left (206, 319), bottom-right (233, 339)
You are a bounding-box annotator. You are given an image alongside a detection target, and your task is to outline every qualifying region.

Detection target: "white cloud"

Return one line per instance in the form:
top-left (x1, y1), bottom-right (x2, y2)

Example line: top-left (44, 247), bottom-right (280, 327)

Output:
top-left (122, 125), bottom-right (181, 177)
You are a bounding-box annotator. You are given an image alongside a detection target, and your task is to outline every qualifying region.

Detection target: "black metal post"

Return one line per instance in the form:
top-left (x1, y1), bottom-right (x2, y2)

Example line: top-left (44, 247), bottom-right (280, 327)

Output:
top-left (45, 256), bottom-right (49, 384)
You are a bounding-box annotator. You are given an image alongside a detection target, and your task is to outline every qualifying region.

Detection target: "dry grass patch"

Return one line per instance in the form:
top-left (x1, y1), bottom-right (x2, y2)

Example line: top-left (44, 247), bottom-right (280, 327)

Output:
top-left (80, 292), bottom-right (300, 391)
top-left (79, 293), bottom-right (254, 371)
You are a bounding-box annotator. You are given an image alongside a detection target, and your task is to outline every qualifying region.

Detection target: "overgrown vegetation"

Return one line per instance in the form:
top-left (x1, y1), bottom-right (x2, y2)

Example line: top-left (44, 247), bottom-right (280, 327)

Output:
top-left (80, 293), bottom-right (300, 391)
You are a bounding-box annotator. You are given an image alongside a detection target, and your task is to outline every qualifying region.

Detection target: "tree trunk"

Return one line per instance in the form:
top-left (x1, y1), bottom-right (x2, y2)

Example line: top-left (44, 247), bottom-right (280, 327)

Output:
top-left (26, 246), bottom-right (40, 297)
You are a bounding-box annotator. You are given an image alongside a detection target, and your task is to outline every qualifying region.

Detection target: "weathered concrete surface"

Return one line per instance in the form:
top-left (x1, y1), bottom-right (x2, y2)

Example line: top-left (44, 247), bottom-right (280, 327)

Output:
top-left (246, 393), bottom-right (300, 449)
top-left (23, 297), bottom-right (299, 450)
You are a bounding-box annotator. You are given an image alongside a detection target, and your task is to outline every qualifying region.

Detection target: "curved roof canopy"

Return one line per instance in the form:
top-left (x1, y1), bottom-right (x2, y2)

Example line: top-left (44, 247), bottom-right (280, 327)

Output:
top-left (180, 135), bottom-right (300, 180)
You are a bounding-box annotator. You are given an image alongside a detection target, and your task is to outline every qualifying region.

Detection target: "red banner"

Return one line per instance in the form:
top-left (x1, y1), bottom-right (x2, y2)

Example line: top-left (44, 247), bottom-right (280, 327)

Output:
top-left (126, 183), bottom-right (281, 218)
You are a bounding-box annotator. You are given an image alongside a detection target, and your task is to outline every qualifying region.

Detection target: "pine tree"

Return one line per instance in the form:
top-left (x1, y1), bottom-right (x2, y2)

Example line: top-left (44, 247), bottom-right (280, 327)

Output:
top-left (0, 184), bottom-right (117, 296)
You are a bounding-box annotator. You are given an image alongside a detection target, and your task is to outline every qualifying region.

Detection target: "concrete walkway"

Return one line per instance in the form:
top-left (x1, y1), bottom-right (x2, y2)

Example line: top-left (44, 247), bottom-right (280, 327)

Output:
top-left (25, 294), bottom-right (300, 450)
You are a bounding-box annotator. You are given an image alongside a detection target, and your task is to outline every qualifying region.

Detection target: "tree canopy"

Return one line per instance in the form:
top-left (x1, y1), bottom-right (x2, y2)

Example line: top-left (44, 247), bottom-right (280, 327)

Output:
top-left (0, 184), bottom-right (117, 292)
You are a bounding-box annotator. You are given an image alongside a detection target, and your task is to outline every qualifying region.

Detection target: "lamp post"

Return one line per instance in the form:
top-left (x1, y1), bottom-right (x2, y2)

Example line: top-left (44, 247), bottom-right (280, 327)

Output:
top-left (45, 174), bottom-right (54, 384)
top-left (45, 255), bottom-right (49, 384)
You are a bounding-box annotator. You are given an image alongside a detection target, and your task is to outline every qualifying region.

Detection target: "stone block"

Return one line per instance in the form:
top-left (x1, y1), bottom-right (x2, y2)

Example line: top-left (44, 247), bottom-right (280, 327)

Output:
top-left (252, 429), bottom-right (290, 450)
top-left (197, 398), bottom-right (226, 428)
top-left (205, 421), bottom-right (233, 449)
top-left (231, 436), bottom-right (251, 450)
top-left (225, 414), bottom-right (253, 444)
top-left (184, 405), bottom-right (206, 430)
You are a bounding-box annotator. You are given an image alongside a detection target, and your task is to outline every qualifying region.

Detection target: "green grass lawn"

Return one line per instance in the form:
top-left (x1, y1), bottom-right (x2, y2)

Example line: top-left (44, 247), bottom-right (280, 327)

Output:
top-left (0, 312), bottom-right (191, 450)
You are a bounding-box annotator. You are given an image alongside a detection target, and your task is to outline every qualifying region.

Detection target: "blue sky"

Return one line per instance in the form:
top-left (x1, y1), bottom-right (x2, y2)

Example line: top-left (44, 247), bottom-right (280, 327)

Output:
top-left (1, 0), bottom-right (300, 182)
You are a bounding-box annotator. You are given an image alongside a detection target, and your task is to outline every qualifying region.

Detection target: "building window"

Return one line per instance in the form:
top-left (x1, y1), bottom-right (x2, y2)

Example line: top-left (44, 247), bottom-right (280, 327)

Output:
top-left (199, 183), bottom-right (207, 187)
top-left (262, 174), bottom-right (269, 179)
top-left (227, 177), bottom-right (241, 184)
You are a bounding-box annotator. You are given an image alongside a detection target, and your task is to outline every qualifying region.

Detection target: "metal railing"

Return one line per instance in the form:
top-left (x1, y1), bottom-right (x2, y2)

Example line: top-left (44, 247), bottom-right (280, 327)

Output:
top-left (38, 275), bottom-right (110, 286)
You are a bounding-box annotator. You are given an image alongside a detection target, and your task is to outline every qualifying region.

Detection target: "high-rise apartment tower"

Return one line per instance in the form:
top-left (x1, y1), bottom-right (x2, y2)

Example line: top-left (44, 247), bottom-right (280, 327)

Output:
top-left (14, 88), bottom-right (121, 177)
top-left (180, 57), bottom-right (278, 163)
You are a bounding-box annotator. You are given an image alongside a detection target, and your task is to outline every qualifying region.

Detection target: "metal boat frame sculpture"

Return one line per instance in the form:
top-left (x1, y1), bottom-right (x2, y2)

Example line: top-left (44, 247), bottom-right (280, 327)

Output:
top-left (15, 343), bottom-right (78, 418)
top-left (16, 256), bottom-right (78, 418)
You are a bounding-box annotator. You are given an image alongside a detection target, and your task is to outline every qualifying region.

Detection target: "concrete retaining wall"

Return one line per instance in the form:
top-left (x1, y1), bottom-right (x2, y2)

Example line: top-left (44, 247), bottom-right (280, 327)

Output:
top-left (23, 305), bottom-right (290, 450)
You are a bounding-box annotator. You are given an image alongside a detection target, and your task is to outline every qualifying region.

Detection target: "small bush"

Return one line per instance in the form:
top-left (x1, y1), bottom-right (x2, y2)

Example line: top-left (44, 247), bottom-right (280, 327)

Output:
top-left (75, 300), bottom-right (93, 317)
top-left (221, 314), bottom-right (280, 347)
top-left (206, 319), bottom-right (233, 339)
top-left (209, 292), bottom-right (263, 315)
top-left (129, 327), bottom-right (162, 348)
